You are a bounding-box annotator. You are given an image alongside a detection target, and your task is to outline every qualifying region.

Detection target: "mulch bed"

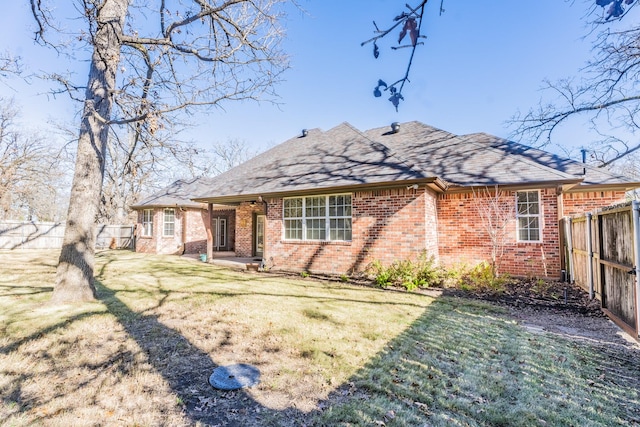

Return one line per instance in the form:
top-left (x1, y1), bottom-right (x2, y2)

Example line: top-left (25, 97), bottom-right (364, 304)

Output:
top-left (441, 279), bottom-right (606, 317)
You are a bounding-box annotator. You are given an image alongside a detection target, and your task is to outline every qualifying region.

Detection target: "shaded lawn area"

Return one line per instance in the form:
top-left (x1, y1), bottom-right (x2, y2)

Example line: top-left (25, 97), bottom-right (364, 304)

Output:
top-left (0, 250), bottom-right (638, 426)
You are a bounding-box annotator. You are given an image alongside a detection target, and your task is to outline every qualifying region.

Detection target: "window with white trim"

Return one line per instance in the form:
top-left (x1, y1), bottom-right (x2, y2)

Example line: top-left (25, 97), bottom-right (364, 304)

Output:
top-left (516, 191), bottom-right (541, 242)
top-left (283, 194), bottom-right (352, 241)
top-left (142, 209), bottom-right (153, 237)
top-left (163, 208), bottom-right (175, 237)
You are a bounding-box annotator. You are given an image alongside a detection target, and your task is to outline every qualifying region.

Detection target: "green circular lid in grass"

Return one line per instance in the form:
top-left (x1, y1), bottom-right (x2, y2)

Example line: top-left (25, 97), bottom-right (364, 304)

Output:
top-left (209, 364), bottom-right (261, 390)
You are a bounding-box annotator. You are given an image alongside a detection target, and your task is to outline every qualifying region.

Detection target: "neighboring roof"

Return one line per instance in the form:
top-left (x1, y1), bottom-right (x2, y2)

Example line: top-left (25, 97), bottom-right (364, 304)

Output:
top-left (131, 178), bottom-right (208, 209)
top-left (191, 121), bottom-right (640, 203)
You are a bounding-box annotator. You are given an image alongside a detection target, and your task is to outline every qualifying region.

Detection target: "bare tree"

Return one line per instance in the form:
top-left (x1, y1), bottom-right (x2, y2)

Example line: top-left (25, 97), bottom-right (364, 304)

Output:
top-left (30, 0), bottom-right (289, 303)
top-left (208, 138), bottom-right (259, 174)
top-left (0, 98), bottom-right (66, 221)
top-left (0, 51), bottom-right (22, 77)
top-left (362, 0), bottom-right (444, 111)
top-left (471, 186), bottom-right (515, 277)
top-left (511, 0), bottom-right (640, 167)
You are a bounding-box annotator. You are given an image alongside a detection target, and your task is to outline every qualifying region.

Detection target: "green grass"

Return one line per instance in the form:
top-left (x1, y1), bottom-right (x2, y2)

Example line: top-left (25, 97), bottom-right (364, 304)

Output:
top-left (312, 300), bottom-right (640, 426)
top-left (0, 250), bottom-right (639, 426)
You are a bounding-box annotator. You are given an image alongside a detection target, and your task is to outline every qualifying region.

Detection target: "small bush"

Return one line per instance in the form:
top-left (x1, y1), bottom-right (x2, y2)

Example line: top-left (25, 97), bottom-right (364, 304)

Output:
top-left (459, 261), bottom-right (509, 294)
top-left (367, 252), bottom-right (445, 291)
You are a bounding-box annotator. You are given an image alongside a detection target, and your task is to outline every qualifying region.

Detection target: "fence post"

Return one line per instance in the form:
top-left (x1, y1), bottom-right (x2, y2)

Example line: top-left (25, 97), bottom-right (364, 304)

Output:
top-left (632, 201), bottom-right (640, 337)
top-left (586, 212), bottom-right (594, 300)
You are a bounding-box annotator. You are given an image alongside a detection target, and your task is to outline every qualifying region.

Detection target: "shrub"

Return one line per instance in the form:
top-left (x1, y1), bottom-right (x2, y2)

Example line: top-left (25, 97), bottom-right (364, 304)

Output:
top-left (367, 252), bottom-right (445, 291)
top-left (460, 261), bottom-right (509, 294)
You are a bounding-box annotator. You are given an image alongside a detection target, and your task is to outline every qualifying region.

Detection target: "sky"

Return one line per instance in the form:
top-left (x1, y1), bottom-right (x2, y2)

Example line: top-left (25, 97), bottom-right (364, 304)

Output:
top-left (0, 1), bottom-right (605, 160)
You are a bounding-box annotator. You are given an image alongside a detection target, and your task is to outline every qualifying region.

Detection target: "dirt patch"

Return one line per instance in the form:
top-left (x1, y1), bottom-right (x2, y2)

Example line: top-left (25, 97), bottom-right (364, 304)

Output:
top-left (441, 279), bottom-right (640, 350)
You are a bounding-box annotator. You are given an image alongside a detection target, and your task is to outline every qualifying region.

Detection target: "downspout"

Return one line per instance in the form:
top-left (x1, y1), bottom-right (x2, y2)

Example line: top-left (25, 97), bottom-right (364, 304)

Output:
top-left (180, 206), bottom-right (187, 255)
top-left (632, 200), bottom-right (640, 337)
top-left (586, 212), bottom-right (594, 300)
top-left (259, 196), bottom-right (268, 268)
top-left (566, 217), bottom-right (574, 283)
top-left (207, 203), bottom-right (214, 262)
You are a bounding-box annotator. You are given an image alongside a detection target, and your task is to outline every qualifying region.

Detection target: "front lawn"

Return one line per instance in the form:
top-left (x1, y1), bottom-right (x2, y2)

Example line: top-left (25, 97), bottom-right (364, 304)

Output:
top-left (0, 250), bottom-right (638, 426)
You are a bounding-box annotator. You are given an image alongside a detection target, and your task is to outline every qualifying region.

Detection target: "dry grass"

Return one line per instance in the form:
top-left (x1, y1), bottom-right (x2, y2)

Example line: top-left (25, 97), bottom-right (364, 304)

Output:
top-left (0, 250), bottom-right (434, 426)
top-left (2, 250), bottom-right (640, 426)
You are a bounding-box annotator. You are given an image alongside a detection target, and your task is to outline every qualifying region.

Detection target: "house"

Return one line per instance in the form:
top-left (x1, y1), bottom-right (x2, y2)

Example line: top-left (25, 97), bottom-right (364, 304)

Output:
top-left (136, 121), bottom-right (640, 278)
top-left (131, 178), bottom-right (236, 255)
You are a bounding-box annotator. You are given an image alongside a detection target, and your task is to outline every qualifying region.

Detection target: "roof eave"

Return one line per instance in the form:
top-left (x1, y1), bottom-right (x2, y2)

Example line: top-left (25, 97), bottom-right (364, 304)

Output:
top-left (191, 178), bottom-right (446, 204)
top-left (444, 178), bottom-right (584, 194)
top-left (564, 182), bottom-right (640, 193)
top-left (130, 202), bottom-right (207, 210)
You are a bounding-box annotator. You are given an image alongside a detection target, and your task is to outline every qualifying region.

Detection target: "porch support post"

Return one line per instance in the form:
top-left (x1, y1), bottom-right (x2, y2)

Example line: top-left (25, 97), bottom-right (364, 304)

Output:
top-left (586, 212), bottom-right (594, 300)
top-left (632, 200), bottom-right (640, 337)
top-left (207, 203), bottom-right (213, 262)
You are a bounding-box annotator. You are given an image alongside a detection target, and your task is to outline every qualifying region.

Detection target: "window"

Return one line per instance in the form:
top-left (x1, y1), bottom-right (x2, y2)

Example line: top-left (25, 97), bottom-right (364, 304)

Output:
top-left (142, 209), bottom-right (153, 237)
top-left (516, 191), bottom-right (541, 242)
top-left (283, 198), bottom-right (303, 240)
top-left (163, 208), bottom-right (175, 237)
top-left (283, 194), bottom-right (352, 241)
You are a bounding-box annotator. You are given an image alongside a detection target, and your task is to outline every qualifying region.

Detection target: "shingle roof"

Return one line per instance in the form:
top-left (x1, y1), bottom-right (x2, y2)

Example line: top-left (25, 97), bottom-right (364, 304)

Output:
top-left (191, 122), bottom-right (436, 202)
top-left (131, 178), bottom-right (207, 209)
top-left (187, 121), bottom-right (639, 203)
top-left (465, 132), bottom-right (634, 186)
top-left (363, 122), bottom-right (580, 187)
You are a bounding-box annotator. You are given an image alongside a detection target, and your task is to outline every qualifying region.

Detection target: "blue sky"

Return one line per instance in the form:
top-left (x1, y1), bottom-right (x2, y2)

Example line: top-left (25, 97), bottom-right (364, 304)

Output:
top-left (0, 1), bottom-right (600, 158)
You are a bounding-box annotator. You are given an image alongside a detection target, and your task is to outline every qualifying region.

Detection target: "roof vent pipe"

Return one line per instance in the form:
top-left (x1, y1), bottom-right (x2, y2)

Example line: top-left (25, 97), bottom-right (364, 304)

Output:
top-left (580, 148), bottom-right (587, 175)
top-left (391, 122), bottom-right (400, 133)
top-left (301, 129), bottom-right (308, 137)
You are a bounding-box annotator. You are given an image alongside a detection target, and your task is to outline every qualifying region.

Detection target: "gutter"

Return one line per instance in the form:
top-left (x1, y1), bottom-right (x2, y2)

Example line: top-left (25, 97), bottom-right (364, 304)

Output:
top-left (444, 178), bottom-right (584, 194)
top-left (191, 177), bottom-right (447, 204)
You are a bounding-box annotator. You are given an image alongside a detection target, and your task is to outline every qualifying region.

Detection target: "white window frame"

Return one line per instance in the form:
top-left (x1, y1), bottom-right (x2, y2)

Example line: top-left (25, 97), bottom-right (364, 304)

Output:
top-left (142, 209), bottom-right (153, 237)
top-left (516, 190), bottom-right (542, 242)
top-left (163, 208), bottom-right (175, 237)
top-left (283, 194), bottom-right (352, 242)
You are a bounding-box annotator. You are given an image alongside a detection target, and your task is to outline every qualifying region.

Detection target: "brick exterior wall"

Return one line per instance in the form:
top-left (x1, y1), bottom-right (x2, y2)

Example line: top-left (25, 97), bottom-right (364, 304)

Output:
top-left (135, 207), bottom-right (211, 255)
top-left (135, 187), bottom-right (628, 281)
top-left (235, 202), bottom-right (266, 257)
top-left (263, 188), bottom-right (439, 275)
top-left (561, 191), bottom-right (627, 217)
top-left (437, 188), bottom-right (561, 278)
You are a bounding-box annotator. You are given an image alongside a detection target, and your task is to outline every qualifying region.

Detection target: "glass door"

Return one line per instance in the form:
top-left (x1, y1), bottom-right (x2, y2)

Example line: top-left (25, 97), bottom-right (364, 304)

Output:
top-left (255, 215), bottom-right (265, 257)
top-left (212, 217), bottom-right (227, 251)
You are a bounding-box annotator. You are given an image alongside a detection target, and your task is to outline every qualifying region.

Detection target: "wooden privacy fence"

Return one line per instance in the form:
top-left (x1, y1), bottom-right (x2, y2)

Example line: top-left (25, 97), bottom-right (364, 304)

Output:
top-left (561, 201), bottom-right (640, 338)
top-left (0, 221), bottom-right (134, 250)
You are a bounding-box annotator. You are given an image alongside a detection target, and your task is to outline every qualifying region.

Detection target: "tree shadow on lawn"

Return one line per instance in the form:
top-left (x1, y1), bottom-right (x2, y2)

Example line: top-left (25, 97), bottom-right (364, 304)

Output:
top-left (95, 279), bottom-right (289, 426)
top-left (94, 254), bottom-right (640, 427)
top-left (95, 270), bottom-right (640, 427)
top-left (307, 297), bottom-right (640, 427)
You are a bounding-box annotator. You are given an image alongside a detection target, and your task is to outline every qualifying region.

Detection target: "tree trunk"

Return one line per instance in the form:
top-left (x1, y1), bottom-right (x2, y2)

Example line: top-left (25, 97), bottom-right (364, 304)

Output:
top-left (51, 0), bottom-right (129, 304)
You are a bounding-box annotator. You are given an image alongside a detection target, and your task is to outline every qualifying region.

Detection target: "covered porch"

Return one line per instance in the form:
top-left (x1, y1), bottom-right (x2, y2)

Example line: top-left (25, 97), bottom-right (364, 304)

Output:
top-left (205, 201), bottom-right (266, 264)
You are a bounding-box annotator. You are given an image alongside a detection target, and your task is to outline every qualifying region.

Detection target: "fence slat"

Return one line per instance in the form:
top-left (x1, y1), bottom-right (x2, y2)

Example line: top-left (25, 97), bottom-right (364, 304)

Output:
top-left (565, 202), bottom-right (638, 337)
top-left (0, 221), bottom-right (134, 250)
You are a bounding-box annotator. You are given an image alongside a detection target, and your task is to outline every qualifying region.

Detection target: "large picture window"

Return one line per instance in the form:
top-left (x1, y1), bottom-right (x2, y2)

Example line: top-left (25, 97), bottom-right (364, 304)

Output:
top-left (283, 194), bottom-right (352, 241)
top-left (516, 191), bottom-right (541, 242)
top-left (163, 208), bottom-right (175, 237)
top-left (142, 209), bottom-right (153, 237)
